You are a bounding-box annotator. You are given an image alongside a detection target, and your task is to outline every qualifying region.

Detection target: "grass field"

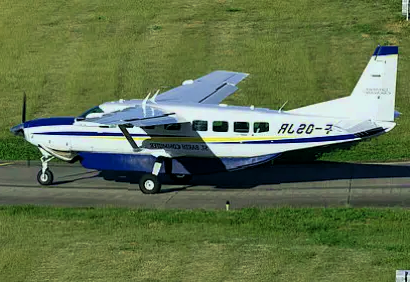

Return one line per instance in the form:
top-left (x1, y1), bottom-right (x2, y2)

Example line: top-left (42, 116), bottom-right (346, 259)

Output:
top-left (1, 0), bottom-right (410, 161)
top-left (0, 206), bottom-right (408, 281)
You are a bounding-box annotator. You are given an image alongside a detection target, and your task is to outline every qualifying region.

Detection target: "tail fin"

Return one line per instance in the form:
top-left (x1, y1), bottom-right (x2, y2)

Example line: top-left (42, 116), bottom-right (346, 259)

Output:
top-left (288, 46), bottom-right (398, 121)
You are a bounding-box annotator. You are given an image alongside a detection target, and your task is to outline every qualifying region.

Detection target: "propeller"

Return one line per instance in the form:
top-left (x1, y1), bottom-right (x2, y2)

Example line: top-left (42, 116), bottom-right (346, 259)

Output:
top-left (22, 91), bottom-right (27, 123)
top-left (10, 92), bottom-right (27, 136)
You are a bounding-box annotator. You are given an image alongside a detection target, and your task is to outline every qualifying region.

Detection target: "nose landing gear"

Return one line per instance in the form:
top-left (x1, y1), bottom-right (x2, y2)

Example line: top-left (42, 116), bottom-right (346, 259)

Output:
top-left (37, 156), bottom-right (54, 185)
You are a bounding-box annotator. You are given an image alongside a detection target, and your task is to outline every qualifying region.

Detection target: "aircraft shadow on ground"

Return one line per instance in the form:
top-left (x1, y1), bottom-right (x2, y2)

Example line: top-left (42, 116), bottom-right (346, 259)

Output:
top-left (198, 161), bottom-right (410, 188)
top-left (74, 140), bottom-right (410, 191)
top-left (96, 161), bottom-right (410, 191)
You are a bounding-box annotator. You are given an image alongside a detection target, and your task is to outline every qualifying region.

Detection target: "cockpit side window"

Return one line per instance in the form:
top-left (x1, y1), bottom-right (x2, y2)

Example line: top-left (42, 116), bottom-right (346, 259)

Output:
top-left (77, 106), bottom-right (104, 120)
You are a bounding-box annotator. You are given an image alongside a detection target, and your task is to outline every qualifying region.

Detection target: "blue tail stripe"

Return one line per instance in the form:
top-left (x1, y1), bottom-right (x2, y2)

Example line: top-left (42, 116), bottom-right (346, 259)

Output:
top-left (373, 46), bottom-right (398, 56)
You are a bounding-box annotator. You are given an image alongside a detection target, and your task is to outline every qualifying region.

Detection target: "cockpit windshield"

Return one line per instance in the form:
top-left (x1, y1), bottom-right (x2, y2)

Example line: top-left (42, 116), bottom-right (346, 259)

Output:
top-left (76, 106), bottom-right (104, 120)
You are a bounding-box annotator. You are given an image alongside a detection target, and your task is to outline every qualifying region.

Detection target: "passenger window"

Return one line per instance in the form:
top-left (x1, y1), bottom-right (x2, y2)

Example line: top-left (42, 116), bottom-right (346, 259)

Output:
top-left (234, 122), bottom-right (249, 133)
top-left (141, 125), bottom-right (155, 129)
top-left (213, 121), bottom-right (228, 132)
top-left (254, 122), bottom-right (269, 133)
top-left (164, 124), bottom-right (181, 130)
top-left (192, 120), bottom-right (207, 131)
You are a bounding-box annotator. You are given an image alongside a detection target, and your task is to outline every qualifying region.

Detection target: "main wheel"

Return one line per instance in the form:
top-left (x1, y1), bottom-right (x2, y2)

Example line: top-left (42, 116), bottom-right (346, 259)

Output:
top-left (170, 174), bottom-right (192, 184)
top-left (37, 169), bottom-right (53, 185)
top-left (139, 174), bottom-right (161, 194)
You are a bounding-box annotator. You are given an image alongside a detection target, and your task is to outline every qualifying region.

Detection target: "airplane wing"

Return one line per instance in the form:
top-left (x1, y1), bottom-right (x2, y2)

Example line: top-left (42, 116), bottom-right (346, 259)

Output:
top-left (83, 70), bottom-right (248, 127)
top-left (85, 105), bottom-right (186, 127)
top-left (155, 70), bottom-right (249, 104)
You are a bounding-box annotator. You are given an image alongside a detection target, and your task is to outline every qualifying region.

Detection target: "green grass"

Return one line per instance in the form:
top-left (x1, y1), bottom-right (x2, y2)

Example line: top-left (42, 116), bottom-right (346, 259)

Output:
top-left (0, 206), bottom-right (409, 281)
top-left (1, 0), bottom-right (410, 161)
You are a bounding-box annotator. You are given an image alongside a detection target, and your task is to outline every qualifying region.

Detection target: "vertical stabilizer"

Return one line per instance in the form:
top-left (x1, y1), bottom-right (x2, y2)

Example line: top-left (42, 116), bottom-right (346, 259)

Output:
top-left (288, 46), bottom-right (399, 122)
top-left (349, 46), bottom-right (398, 121)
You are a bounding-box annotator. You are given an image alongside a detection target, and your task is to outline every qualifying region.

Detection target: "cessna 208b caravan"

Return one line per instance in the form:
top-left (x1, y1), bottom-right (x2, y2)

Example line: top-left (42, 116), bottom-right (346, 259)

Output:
top-left (11, 45), bottom-right (400, 194)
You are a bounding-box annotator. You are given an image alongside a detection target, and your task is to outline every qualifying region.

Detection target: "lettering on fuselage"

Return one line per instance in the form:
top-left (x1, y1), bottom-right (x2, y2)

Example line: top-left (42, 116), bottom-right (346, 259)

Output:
top-left (278, 123), bottom-right (333, 135)
top-left (149, 143), bottom-right (209, 151)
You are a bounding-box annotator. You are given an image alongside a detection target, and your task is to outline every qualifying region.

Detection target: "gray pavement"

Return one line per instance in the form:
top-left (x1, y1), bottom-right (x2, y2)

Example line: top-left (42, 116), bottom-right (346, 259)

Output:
top-left (0, 160), bottom-right (410, 209)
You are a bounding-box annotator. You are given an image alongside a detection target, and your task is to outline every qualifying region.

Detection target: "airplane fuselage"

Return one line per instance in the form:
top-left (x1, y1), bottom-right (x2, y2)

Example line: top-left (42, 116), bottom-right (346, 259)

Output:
top-left (19, 102), bottom-right (395, 174)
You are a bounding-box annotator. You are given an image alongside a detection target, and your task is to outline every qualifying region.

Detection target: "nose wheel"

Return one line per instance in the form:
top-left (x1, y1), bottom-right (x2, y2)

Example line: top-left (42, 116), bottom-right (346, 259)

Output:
top-left (37, 169), bottom-right (54, 185)
top-left (37, 155), bottom-right (55, 185)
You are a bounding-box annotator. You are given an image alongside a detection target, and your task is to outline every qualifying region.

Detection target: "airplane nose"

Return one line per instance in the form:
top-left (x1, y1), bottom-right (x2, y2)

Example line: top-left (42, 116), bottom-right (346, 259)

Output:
top-left (10, 123), bottom-right (25, 136)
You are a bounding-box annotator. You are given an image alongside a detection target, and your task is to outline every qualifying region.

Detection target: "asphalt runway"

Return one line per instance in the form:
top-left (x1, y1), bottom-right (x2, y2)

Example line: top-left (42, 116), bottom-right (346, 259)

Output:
top-left (0, 160), bottom-right (410, 209)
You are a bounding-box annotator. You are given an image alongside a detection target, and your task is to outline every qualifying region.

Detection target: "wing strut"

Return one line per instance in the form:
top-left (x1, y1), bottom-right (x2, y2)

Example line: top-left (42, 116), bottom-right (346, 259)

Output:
top-left (119, 125), bottom-right (140, 151)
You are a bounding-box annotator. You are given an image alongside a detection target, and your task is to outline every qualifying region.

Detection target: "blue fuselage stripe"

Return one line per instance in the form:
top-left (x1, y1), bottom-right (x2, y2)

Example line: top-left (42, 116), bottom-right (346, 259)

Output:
top-left (34, 132), bottom-right (182, 138)
top-left (36, 131), bottom-right (138, 137)
top-left (24, 117), bottom-right (75, 128)
top-left (223, 134), bottom-right (356, 144)
top-left (33, 131), bottom-right (358, 144)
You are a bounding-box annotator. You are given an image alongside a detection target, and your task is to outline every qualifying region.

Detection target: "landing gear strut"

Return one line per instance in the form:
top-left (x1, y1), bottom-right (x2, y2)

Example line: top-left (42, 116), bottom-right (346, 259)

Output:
top-left (37, 156), bottom-right (54, 185)
top-left (139, 158), bottom-right (162, 194)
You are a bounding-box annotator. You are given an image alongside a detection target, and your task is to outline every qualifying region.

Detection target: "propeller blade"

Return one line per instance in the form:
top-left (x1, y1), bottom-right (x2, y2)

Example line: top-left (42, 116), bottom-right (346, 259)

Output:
top-left (22, 92), bottom-right (26, 123)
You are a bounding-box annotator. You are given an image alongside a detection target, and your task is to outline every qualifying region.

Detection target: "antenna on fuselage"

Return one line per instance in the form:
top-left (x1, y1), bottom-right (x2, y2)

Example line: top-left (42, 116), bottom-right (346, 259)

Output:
top-left (150, 89), bottom-right (160, 104)
top-left (278, 101), bottom-right (288, 113)
top-left (143, 92), bottom-right (151, 104)
top-left (142, 92), bottom-right (151, 117)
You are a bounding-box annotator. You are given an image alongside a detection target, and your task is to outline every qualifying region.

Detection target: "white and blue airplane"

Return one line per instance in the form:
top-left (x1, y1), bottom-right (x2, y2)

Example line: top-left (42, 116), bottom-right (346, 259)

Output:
top-left (10, 45), bottom-right (400, 194)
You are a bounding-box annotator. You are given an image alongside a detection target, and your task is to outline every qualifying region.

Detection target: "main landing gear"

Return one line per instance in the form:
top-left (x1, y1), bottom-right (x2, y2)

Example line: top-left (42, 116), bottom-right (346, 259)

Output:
top-left (139, 158), bottom-right (162, 194)
top-left (37, 156), bottom-right (55, 185)
top-left (119, 125), bottom-right (192, 194)
top-left (138, 158), bottom-right (192, 194)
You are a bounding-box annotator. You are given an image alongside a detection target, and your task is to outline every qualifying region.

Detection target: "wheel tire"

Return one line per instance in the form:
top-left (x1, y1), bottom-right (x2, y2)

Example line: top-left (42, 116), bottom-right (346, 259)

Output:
top-left (139, 174), bottom-right (161, 194)
top-left (37, 169), bottom-right (53, 185)
top-left (170, 174), bottom-right (192, 184)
